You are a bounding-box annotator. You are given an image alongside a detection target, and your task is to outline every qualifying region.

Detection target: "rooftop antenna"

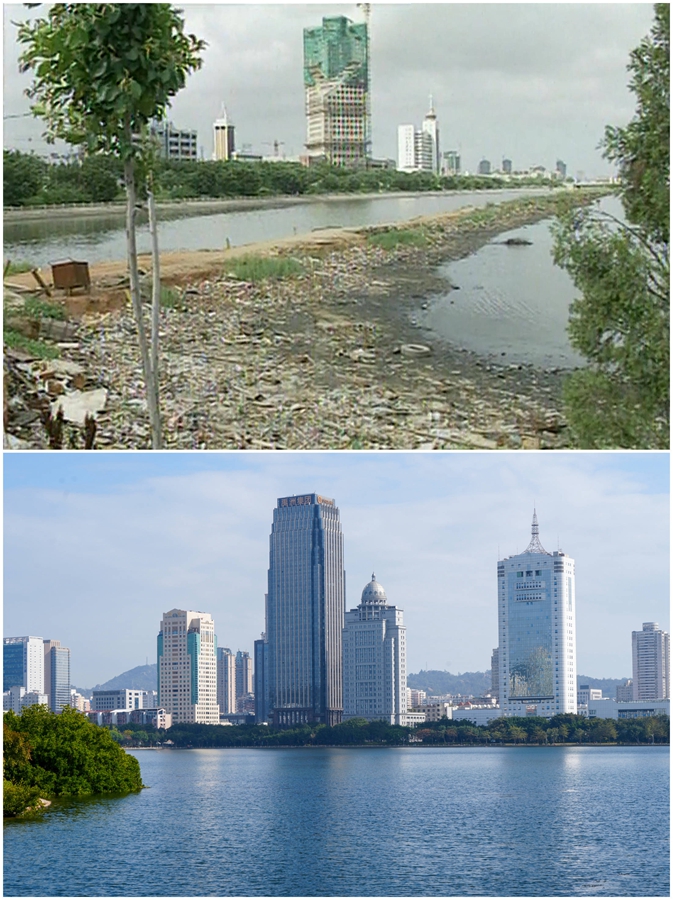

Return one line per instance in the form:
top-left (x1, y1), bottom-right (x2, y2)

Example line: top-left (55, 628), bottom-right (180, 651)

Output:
top-left (525, 508), bottom-right (550, 555)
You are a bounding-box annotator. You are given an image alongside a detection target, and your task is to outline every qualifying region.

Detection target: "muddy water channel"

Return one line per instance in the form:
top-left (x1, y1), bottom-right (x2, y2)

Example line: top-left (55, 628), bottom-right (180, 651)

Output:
top-left (418, 196), bottom-right (620, 370)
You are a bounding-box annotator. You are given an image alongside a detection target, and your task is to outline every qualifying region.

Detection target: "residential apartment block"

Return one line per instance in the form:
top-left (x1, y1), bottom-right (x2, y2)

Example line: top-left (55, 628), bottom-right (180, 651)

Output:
top-left (632, 622), bottom-right (670, 700)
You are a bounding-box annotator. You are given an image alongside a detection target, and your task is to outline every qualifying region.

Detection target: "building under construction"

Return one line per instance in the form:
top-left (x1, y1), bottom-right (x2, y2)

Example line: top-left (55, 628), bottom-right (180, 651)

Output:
top-left (303, 15), bottom-right (371, 167)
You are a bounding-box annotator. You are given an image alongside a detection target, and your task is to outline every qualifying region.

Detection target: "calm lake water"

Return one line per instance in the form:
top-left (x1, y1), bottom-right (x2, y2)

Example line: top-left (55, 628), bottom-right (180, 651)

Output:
top-left (3, 188), bottom-right (550, 266)
top-left (4, 746), bottom-right (669, 897)
top-left (417, 196), bottom-right (622, 368)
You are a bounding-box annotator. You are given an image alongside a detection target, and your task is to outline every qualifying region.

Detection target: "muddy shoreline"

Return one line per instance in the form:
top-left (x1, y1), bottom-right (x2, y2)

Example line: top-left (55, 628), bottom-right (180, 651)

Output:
top-left (4, 191), bottom-right (605, 450)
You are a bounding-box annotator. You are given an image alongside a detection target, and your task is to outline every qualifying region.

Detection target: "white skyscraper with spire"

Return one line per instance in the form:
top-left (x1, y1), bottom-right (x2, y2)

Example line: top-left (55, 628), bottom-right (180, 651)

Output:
top-left (497, 512), bottom-right (576, 717)
top-left (422, 96), bottom-right (440, 175)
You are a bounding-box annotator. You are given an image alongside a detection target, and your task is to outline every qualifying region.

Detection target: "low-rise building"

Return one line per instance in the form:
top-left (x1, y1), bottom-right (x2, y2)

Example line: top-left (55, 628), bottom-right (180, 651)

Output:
top-left (451, 705), bottom-right (502, 726)
top-left (578, 698), bottom-right (670, 719)
top-left (416, 702), bottom-right (452, 722)
top-left (577, 685), bottom-right (603, 706)
top-left (3, 686), bottom-right (48, 714)
top-left (91, 689), bottom-right (146, 711)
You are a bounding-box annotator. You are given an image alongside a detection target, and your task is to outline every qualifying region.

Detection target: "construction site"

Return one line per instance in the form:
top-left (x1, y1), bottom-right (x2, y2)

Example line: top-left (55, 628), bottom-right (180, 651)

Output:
top-left (303, 11), bottom-right (371, 167)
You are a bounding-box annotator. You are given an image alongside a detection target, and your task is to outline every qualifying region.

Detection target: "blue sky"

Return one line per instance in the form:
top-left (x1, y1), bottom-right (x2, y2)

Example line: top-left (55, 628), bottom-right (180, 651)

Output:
top-left (4, 451), bottom-right (669, 688)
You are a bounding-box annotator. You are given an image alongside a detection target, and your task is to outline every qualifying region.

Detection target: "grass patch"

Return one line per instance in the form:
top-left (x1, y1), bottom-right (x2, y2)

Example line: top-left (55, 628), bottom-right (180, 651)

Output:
top-left (23, 297), bottom-right (66, 320)
top-left (366, 229), bottom-right (428, 250)
top-left (4, 330), bottom-right (60, 359)
top-left (3, 260), bottom-right (33, 276)
top-left (160, 285), bottom-right (182, 309)
top-left (223, 255), bottom-right (304, 282)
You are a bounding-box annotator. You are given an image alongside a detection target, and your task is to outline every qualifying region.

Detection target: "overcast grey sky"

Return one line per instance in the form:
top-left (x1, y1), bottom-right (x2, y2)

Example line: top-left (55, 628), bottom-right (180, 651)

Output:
top-left (3, 3), bottom-right (656, 177)
top-left (4, 452), bottom-right (669, 689)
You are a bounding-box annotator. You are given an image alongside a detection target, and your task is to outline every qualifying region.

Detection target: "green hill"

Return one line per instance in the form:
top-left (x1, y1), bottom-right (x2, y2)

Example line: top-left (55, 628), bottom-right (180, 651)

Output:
top-left (75, 663), bottom-right (157, 697)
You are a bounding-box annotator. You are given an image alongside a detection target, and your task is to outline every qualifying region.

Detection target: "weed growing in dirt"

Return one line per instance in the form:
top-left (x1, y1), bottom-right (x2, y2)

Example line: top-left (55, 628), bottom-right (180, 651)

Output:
top-left (24, 297), bottom-right (66, 320)
top-left (366, 229), bottom-right (428, 250)
top-left (223, 255), bottom-right (304, 282)
top-left (4, 330), bottom-right (60, 359)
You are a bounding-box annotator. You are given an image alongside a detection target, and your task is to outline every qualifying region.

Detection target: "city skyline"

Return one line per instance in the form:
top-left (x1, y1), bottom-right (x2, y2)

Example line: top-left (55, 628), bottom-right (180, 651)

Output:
top-left (4, 453), bottom-right (668, 687)
top-left (3, 3), bottom-right (656, 177)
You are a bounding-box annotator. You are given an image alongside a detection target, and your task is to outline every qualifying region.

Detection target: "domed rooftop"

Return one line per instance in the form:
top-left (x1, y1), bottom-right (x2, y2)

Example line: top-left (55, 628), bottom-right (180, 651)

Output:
top-left (360, 573), bottom-right (388, 605)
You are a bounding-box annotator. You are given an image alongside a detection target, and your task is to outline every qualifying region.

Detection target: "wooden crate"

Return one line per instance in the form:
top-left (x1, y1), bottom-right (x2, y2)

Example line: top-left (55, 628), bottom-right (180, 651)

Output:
top-left (51, 259), bottom-right (91, 294)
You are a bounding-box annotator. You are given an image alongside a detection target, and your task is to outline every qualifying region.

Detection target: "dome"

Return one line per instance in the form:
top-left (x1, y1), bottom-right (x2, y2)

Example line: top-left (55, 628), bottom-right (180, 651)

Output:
top-left (360, 573), bottom-right (388, 605)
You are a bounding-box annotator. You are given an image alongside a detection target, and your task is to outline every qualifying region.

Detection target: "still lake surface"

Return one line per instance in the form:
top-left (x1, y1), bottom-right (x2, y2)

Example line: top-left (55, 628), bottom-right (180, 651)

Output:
top-left (4, 745), bottom-right (669, 897)
top-left (3, 188), bottom-right (550, 266)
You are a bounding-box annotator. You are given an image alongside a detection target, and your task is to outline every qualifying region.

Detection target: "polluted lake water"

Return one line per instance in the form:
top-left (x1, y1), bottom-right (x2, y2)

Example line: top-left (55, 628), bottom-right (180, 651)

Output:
top-left (418, 214), bottom-right (587, 370)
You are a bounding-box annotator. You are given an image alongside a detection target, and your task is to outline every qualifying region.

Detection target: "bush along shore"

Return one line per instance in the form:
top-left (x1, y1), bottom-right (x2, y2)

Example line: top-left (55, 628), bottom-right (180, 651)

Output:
top-left (3, 706), bottom-right (144, 818)
top-left (110, 713), bottom-right (669, 750)
top-left (4, 189), bottom-right (609, 450)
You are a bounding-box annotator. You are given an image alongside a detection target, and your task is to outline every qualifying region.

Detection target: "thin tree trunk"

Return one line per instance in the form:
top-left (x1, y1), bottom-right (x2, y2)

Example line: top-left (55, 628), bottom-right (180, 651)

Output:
top-left (124, 156), bottom-right (162, 448)
top-left (147, 184), bottom-right (161, 397)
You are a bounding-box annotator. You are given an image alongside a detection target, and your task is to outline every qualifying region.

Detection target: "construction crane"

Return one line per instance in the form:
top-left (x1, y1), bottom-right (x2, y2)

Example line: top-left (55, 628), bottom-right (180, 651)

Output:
top-left (262, 140), bottom-right (286, 159)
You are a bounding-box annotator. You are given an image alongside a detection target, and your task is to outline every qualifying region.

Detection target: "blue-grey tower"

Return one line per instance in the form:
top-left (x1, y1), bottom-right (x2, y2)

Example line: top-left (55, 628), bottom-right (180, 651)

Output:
top-left (497, 511), bottom-right (576, 717)
top-left (267, 493), bottom-right (345, 726)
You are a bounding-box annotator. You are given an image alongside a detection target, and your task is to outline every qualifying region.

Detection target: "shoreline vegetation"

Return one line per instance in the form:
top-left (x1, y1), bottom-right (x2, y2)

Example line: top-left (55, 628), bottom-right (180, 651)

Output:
top-left (3, 706), bottom-right (143, 819)
top-left (112, 712), bottom-right (669, 751)
top-left (4, 189), bottom-right (609, 451)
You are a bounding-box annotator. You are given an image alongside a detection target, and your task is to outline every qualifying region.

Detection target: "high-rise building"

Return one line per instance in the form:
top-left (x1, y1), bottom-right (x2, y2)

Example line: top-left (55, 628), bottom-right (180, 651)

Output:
top-left (632, 622), bottom-right (670, 700)
top-left (490, 648), bottom-right (499, 700)
top-left (43, 640), bottom-right (71, 713)
top-left (556, 159), bottom-right (567, 179)
top-left (497, 512), bottom-right (576, 717)
top-left (235, 650), bottom-right (253, 712)
top-left (217, 647), bottom-right (236, 715)
top-left (502, 158), bottom-right (513, 175)
top-left (254, 634), bottom-right (269, 724)
top-left (157, 609), bottom-right (219, 725)
top-left (3, 636), bottom-right (44, 694)
top-left (421, 97), bottom-right (440, 175)
top-left (304, 16), bottom-right (370, 167)
top-left (213, 106), bottom-right (236, 161)
top-left (266, 493), bottom-right (345, 726)
top-left (443, 150), bottom-right (461, 176)
top-left (478, 158), bottom-right (492, 176)
top-left (342, 574), bottom-right (408, 725)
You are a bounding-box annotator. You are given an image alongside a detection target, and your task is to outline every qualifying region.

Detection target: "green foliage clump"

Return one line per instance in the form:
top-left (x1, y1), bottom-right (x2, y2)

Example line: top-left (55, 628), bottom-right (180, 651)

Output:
top-left (3, 707), bottom-right (143, 817)
top-left (224, 255), bottom-right (304, 283)
top-left (4, 331), bottom-right (60, 359)
top-left (24, 297), bottom-right (67, 321)
top-left (553, 4), bottom-right (669, 448)
top-left (367, 229), bottom-right (428, 250)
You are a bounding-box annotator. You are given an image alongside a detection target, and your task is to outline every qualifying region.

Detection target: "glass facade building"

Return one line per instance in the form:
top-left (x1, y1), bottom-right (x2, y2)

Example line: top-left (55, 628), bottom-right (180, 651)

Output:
top-left (497, 512), bottom-right (576, 717)
top-left (3, 636), bottom-right (44, 694)
top-left (44, 641), bottom-right (71, 713)
top-left (267, 493), bottom-right (345, 726)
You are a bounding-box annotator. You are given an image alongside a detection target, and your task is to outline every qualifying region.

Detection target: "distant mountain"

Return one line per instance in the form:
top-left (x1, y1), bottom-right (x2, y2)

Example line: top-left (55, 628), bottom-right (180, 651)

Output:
top-left (408, 670), bottom-right (630, 699)
top-left (407, 670), bottom-right (491, 696)
top-left (75, 663), bottom-right (157, 697)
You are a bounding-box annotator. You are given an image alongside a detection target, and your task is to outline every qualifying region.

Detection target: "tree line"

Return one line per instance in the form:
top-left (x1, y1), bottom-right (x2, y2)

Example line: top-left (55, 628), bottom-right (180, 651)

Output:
top-left (110, 712), bottom-right (669, 750)
top-left (3, 148), bottom-right (562, 209)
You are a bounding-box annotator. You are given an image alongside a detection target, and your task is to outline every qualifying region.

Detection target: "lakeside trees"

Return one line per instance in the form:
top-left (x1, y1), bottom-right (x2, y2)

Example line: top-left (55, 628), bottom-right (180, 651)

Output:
top-left (3, 149), bottom-right (565, 209)
top-left (109, 713), bottom-right (669, 750)
top-left (3, 706), bottom-right (143, 817)
top-left (553, 4), bottom-right (669, 448)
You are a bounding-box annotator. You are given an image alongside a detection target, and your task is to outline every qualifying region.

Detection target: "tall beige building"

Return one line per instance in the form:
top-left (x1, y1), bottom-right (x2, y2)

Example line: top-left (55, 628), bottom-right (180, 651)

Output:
top-left (158, 609), bottom-right (219, 724)
top-left (213, 106), bottom-right (235, 161)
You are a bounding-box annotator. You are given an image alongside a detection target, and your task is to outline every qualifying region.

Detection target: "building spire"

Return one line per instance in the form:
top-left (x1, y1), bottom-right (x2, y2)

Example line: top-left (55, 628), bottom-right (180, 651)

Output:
top-left (524, 508), bottom-right (549, 554)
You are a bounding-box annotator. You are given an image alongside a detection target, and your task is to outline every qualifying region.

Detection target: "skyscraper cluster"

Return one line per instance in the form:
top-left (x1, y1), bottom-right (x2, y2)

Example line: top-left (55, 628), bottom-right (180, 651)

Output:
top-left (3, 635), bottom-right (71, 714)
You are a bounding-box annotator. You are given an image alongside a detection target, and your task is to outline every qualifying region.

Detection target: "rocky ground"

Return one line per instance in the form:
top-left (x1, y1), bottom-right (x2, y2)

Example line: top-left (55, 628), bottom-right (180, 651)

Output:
top-left (4, 192), bottom-right (601, 450)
